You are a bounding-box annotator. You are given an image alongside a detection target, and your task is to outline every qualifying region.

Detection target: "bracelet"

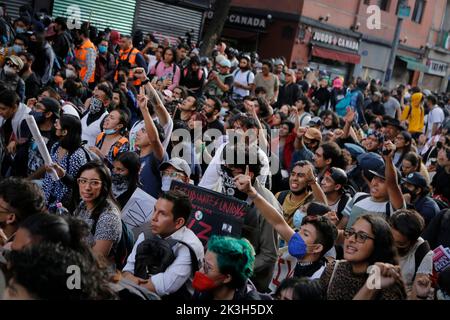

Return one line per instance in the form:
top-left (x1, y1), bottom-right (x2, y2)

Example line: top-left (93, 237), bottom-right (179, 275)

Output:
top-left (141, 79), bottom-right (150, 85)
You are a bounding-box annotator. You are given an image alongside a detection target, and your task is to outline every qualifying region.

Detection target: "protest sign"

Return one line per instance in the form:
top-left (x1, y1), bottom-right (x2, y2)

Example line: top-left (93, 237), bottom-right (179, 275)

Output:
top-left (170, 180), bottom-right (250, 245)
top-left (121, 188), bottom-right (157, 230)
top-left (433, 245), bottom-right (450, 272)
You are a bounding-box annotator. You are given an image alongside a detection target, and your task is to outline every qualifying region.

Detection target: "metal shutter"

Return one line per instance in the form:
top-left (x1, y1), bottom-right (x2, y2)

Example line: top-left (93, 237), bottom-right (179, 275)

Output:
top-left (134, 0), bottom-right (203, 43)
top-left (4, 0), bottom-right (32, 19)
top-left (52, 0), bottom-right (136, 35)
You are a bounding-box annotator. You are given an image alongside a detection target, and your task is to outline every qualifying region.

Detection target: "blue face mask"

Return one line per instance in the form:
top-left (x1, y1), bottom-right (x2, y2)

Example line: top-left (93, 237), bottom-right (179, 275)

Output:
top-left (293, 210), bottom-right (306, 229)
top-left (98, 45), bottom-right (108, 54)
top-left (16, 27), bottom-right (25, 34)
top-left (30, 110), bottom-right (45, 124)
top-left (367, 128), bottom-right (374, 135)
top-left (104, 128), bottom-right (117, 135)
top-left (12, 44), bottom-right (22, 53)
top-left (288, 232), bottom-right (307, 259)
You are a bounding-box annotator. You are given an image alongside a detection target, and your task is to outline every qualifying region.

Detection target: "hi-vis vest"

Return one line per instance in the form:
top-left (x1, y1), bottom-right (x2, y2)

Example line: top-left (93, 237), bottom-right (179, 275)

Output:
top-left (75, 39), bottom-right (96, 83)
top-left (115, 47), bottom-right (142, 86)
top-left (95, 132), bottom-right (128, 159)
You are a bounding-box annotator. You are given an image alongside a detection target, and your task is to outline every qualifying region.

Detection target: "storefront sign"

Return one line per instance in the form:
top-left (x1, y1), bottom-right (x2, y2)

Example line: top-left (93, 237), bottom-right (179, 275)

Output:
top-left (312, 30), bottom-right (359, 51)
top-left (206, 11), bottom-right (268, 30)
top-left (427, 60), bottom-right (448, 77)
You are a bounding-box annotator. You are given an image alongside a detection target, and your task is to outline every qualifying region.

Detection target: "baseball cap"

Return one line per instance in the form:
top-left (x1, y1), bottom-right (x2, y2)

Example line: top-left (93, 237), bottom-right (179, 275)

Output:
top-left (325, 167), bottom-right (348, 186)
top-left (309, 117), bottom-right (322, 127)
top-left (218, 58), bottom-right (231, 68)
top-left (304, 127), bottom-right (322, 141)
top-left (402, 172), bottom-right (428, 190)
top-left (5, 55), bottom-right (24, 70)
top-left (357, 152), bottom-right (385, 173)
top-left (344, 143), bottom-right (365, 160)
top-left (159, 157), bottom-right (191, 177)
top-left (40, 97), bottom-right (61, 118)
top-left (61, 104), bottom-right (80, 119)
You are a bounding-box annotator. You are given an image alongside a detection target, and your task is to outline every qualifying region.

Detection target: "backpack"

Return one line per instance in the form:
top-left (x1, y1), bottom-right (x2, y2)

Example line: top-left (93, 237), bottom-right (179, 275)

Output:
top-left (335, 91), bottom-right (354, 117)
top-left (62, 32), bottom-right (75, 65)
top-left (352, 193), bottom-right (391, 217)
top-left (153, 60), bottom-right (177, 82)
top-left (134, 230), bottom-right (199, 300)
top-left (276, 190), bottom-right (290, 207)
top-left (79, 142), bottom-right (102, 162)
top-left (95, 133), bottom-right (128, 159)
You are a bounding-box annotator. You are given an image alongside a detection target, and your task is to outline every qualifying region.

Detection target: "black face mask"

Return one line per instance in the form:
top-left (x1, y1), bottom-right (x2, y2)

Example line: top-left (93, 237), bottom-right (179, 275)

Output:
top-left (220, 165), bottom-right (248, 201)
top-left (401, 185), bottom-right (418, 202)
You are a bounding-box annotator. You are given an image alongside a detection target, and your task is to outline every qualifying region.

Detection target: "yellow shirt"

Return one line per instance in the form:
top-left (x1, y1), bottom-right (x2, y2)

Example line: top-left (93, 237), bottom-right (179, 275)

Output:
top-left (275, 191), bottom-right (313, 228)
top-left (401, 92), bottom-right (424, 133)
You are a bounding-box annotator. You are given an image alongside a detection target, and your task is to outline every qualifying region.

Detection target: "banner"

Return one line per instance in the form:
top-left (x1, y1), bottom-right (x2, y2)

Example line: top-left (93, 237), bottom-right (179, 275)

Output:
top-left (121, 188), bottom-right (157, 230)
top-left (170, 180), bottom-right (250, 246)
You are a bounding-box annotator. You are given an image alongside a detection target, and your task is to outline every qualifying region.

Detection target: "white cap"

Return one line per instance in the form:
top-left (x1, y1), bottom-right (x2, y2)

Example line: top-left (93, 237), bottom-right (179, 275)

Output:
top-left (62, 104), bottom-right (80, 119)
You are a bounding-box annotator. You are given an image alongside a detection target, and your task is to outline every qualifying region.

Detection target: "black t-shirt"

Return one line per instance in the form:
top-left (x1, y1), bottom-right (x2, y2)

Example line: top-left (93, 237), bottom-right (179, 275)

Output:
top-left (206, 118), bottom-right (225, 135)
top-left (432, 166), bottom-right (450, 202)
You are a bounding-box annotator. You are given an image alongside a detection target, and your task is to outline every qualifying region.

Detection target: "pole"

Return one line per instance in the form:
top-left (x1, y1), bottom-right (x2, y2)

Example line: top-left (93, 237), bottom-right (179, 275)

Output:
top-left (384, 0), bottom-right (406, 89)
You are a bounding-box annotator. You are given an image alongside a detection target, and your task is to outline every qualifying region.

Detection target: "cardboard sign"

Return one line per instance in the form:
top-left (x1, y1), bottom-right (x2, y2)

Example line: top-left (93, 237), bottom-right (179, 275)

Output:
top-left (170, 180), bottom-right (250, 246)
top-left (121, 188), bottom-right (157, 230)
top-left (433, 245), bottom-right (450, 272)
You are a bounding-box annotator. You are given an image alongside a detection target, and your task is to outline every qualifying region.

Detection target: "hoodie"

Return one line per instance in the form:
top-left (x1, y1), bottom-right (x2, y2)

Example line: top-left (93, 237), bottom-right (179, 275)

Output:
top-left (401, 92), bottom-right (424, 133)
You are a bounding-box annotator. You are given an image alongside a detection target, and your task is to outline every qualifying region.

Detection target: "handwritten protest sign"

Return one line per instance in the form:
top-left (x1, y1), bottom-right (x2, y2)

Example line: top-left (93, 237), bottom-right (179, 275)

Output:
top-left (170, 180), bottom-right (250, 246)
top-left (433, 245), bottom-right (450, 272)
top-left (121, 188), bottom-right (157, 230)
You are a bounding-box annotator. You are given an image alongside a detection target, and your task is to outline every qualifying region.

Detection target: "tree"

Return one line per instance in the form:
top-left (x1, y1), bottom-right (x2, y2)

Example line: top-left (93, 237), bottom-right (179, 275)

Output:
top-left (199, 0), bottom-right (232, 56)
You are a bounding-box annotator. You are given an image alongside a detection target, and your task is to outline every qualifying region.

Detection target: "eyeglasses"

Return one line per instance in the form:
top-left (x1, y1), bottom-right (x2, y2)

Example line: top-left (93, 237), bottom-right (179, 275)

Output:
top-left (161, 171), bottom-right (186, 179)
top-left (77, 178), bottom-right (102, 188)
top-left (344, 229), bottom-right (375, 243)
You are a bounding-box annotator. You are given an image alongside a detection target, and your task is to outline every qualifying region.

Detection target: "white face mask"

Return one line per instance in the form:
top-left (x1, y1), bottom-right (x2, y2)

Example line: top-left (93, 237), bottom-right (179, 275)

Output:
top-left (65, 69), bottom-right (77, 79)
top-left (161, 176), bottom-right (174, 192)
top-left (3, 65), bottom-right (16, 76)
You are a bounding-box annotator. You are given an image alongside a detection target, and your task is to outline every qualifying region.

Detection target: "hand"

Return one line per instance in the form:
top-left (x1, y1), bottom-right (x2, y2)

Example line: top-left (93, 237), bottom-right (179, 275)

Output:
top-left (324, 211), bottom-right (339, 225)
top-left (343, 107), bottom-right (356, 123)
top-left (45, 163), bottom-right (66, 178)
top-left (137, 86), bottom-right (149, 111)
top-left (297, 127), bottom-right (307, 139)
top-left (162, 78), bottom-right (172, 88)
top-left (413, 274), bottom-right (432, 299)
top-left (382, 140), bottom-right (396, 159)
top-left (233, 166), bottom-right (257, 198)
top-left (371, 263), bottom-right (402, 289)
top-left (27, 97), bottom-right (37, 107)
top-left (6, 141), bottom-right (17, 154)
top-left (333, 129), bottom-right (344, 139)
top-left (209, 71), bottom-right (218, 81)
top-left (133, 67), bottom-right (148, 81)
top-left (119, 82), bottom-right (128, 93)
top-left (403, 193), bottom-right (412, 204)
top-left (304, 164), bottom-right (316, 183)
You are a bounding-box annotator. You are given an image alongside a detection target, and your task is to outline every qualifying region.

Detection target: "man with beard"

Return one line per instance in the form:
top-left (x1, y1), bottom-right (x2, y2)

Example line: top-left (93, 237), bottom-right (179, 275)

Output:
top-left (231, 55), bottom-right (255, 101)
top-left (275, 160), bottom-right (327, 229)
top-left (202, 96), bottom-right (224, 135)
top-left (219, 144), bottom-right (281, 292)
top-left (291, 127), bottom-right (322, 164)
top-left (389, 209), bottom-right (433, 298)
top-left (401, 172), bottom-right (439, 226)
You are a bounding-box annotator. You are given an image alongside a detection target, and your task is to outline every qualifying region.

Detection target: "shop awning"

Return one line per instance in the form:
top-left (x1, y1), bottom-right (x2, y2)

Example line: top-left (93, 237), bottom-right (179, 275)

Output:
top-left (311, 46), bottom-right (361, 64)
top-left (398, 55), bottom-right (428, 73)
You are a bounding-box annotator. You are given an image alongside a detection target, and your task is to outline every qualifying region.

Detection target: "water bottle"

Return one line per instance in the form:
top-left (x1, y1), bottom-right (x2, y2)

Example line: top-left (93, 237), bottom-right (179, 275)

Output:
top-left (56, 202), bottom-right (69, 216)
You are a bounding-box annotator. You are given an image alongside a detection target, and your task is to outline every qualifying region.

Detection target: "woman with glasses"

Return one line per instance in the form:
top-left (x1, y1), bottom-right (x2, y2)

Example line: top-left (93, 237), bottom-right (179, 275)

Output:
top-left (319, 214), bottom-right (407, 300)
top-left (72, 161), bottom-right (122, 259)
top-left (42, 114), bottom-right (89, 213)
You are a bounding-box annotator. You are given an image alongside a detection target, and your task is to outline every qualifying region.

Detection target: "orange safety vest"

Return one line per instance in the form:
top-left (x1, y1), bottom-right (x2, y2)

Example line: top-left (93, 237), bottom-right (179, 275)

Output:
top-left (95, 132), bottom-right (129, 159)
top-left (75, 39), bottom-right (96, 83)
top-left (115, 47), bottom-right (142, 86)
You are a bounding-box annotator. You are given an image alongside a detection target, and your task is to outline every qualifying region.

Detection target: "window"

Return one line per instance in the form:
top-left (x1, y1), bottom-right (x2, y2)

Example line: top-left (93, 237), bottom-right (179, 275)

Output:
top-left (377, 0), bottom-right (390, 11)
top-left (412, 0), bottom-right (426, 23)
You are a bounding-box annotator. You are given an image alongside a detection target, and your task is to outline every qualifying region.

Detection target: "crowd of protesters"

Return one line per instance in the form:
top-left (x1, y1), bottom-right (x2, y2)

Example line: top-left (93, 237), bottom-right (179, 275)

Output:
top-left (0, 5), bottom-right (450, 301)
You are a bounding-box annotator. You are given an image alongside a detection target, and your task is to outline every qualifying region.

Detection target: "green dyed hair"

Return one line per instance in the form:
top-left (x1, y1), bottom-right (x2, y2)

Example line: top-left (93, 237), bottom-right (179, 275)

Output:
top-left (207, 236), bottom-right (255, 289)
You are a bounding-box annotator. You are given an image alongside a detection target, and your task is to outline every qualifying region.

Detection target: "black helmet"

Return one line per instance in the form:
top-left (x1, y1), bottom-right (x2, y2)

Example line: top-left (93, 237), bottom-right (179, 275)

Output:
top-left (250, 52), bottom-right (259, 63)
top-left (326, 167), bottom-right (348, 186)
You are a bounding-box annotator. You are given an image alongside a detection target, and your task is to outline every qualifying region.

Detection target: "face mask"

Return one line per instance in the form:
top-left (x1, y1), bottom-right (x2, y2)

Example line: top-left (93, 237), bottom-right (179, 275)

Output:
top-left (293, 210), bottom-right (306, 229)
top-left (367, 128), bottom-right (374, 135)
top-left (65, 69), bottom-right (76, 79)
top-left (111, 172), bottom-right (129, 198)
top-left (437, 289), bottom-right (450, 300)
top-left (3, 65), bottom-right (16, 76)
top-left (220, 107), bottom-right (228, 117)
top-left (161, 176), bottom-right (176, 192)
top-left (192, 271), bottom-right (222, 292)
top-left (98, 45), bottom-right (108, 54)
top-left (288, 232), bottom-right (307, 259)
top-left (89, 97), bottom-right (104, 114)
top-left (16, 27), bottom-right (25, 34)
top-left (30, 110), bottom-right (45, 124)
top-left (12, 44), bottom-right (23, 53)
top-left (104, 128), bottom-right (117, 135)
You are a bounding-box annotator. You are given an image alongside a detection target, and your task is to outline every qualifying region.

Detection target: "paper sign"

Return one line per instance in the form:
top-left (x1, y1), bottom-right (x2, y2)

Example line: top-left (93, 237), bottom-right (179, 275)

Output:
top-left (121, 188), bottom-right (157, 230)
top-left (170, 180), bottom-right (250, 246)
top-left (433, 245), bottom-right (450, 272)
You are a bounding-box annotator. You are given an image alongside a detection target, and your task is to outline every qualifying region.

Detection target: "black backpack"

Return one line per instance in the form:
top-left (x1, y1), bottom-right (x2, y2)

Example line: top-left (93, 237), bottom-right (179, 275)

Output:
top-left (134, 230), bottom-right (199, 300)
top-left (352, 193), bottom-right (392, 217)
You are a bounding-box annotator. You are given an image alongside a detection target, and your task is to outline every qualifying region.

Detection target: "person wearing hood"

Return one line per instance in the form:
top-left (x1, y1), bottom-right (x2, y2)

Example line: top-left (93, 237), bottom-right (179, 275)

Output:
top-left (350, 80), bottom-right (368, 129)
top-left (401, 90), bottom-right (424, 139)
top-left (0, 55), bottom-right (25, 102)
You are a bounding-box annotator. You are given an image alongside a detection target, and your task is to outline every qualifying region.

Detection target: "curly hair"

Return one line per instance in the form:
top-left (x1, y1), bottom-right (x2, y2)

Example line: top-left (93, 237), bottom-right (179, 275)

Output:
top-left (207, 236), bottom-right (255, 289)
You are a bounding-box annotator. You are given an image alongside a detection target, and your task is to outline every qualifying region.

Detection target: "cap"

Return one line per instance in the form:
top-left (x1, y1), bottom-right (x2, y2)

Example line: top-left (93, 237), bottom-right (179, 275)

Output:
top-left (369, 168), bottom-right (386, 180)
top-left (6, 55), bottom-right (24, 70)
top-left (61, 104), bottom-right (80, 119)
top-left (218, 58), bottom-right (231, 68)
top-left (40, 97), bottom-right (61, 118)
top-left (325, 167), bottom-right (348, 185)
top-left (163, 89), bottom-right (173, 98)
top-left (159, 157), bottom-right (191, 177)
top-left (344, 143), bottom-right (365, 160)
top-left (309, 117), bottom-right (322, 127)
top-left (402, 172), bottom-right (428, 190)
top-left (357, 152), bottom-right (385, 173)
top-left (332, 78), bottom-right (343, 89)
top-left (382, 117), bottom-right (405, 131)
top-left (304, 127), bottom-right (322, 141)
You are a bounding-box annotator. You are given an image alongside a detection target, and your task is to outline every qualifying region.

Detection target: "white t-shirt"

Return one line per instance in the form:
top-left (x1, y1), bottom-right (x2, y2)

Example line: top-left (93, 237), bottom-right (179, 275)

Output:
top-left (232, 69), bottom-right (255, 98)
top-left (426, 106), bottom-right (445, 139)
top-left (399, 237), bottom-right (433, 288)
top-left (343, 192), bottom-right (394, 228)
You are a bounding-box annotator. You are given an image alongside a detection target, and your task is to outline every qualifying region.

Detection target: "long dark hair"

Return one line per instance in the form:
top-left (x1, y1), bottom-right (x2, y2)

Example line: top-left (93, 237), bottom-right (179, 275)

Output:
top-left (115, 152), bottom-right (141, 190)
top-left (356, 214), bottom-right (399, 266)
top-left (163, 47), bottom-right (176, 65)
top-left (59, 114), bottom-right (82, 153)
top-left (73, 161), bottom-right (117, 223)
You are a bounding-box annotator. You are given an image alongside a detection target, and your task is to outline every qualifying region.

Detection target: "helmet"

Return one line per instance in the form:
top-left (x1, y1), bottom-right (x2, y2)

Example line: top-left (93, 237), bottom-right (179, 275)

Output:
top-left (250, 52), bottom-right (259, 63)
